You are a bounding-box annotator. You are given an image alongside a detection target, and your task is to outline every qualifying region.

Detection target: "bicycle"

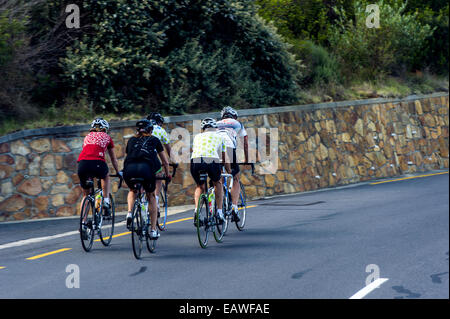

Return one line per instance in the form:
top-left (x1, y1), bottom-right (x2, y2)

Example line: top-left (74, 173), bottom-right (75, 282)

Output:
top-left (194, 172), bottom-right (227, 249)
top-left (157, 163), bottom-right (178, 231)
top-left (79, 174), bottom-right (123, 252)
top-left (129, 173), bottom-right (172, 259)
top-left (222, 163), bottom-right (254, 234)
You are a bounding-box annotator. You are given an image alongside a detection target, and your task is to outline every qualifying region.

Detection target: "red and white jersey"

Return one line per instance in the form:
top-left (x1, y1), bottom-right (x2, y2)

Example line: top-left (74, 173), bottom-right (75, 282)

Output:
top-left (216, 118), bottom-right (247, 149)
top-left (78, 131), bottom-right (114, 162)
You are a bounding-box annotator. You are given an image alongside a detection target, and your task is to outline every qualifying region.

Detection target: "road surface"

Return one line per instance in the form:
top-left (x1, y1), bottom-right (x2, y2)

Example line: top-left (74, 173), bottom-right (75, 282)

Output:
top-left (0, 171), bottom-right (448, 299)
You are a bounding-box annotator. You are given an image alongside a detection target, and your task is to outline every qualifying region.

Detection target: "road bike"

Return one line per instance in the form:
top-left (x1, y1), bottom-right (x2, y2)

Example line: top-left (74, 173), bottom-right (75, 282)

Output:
top-left (194, 171), bottom-right (226, 249)
top-left (222, 163), bottom-right (254, 234)
top-left (157, 163), bottom-right (178, 231)
top-left (129, 173), bottom-right (172, 259)
top-left (79, 174), bottom-right (123, 252)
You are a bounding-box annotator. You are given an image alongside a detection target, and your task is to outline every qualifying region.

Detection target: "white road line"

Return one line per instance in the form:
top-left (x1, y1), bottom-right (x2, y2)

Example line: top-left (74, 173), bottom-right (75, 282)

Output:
top-left (349, 278), bottom-right (389, 299)
top-left (0, 221), bottom-right (126, 251)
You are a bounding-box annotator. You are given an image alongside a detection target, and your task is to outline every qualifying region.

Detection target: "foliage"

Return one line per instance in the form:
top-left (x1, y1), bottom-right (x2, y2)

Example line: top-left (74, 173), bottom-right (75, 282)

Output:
top-left (328, 0), bottom-right (434, 80)
top-left (62, 0), bottom-right (301, 114)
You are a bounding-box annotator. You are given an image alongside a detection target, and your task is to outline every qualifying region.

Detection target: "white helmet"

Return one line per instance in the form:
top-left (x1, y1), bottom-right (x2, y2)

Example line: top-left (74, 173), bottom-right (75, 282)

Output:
top-left (221, 106), bottom-right (238, 119)
top-left (201, 117), bottom-right (217, 130)
top-left (91, 118), bottom-right (110, 132)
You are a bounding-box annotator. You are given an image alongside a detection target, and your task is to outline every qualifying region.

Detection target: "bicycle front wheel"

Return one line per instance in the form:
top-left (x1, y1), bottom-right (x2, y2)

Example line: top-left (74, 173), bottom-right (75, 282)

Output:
top-left (196, 195), bottom-right (209, 249)
top-left (99, 194), bottom-right (115, 246)
top-left (222, 187), bottom-right (232, 235)
top-left (80, 197), bottom-right (94, 252)
top-left (131, 201), bottom-right (144, 259)
top-left (236, 182), bottom-right (247, 231)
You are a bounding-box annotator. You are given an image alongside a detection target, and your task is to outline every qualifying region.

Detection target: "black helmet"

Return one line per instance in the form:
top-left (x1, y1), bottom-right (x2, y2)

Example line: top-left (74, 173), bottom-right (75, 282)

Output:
top-left (201, 117), bottom-right (217, 130)
top-left (147, 112), bottom-right (164, 125)
top-left (136, 119), bottom-right (153, 133)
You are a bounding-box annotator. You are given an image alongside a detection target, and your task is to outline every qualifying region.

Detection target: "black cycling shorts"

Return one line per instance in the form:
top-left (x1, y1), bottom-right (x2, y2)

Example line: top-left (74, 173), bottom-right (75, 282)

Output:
top-left (190, 158), bottom-right (222, 185)
top-left (77, 160), bottom-right (109, 189)
top-left (123, 162), bottom-right (157, 193)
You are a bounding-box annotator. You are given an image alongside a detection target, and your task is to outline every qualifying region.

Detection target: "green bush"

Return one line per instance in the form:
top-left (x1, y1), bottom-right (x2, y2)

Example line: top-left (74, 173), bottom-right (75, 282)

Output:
top-left (291, 40), bottom-right (340, 86)
top-left (62, 0), bottom-right (301, 114)
top-left (328, 0), bottom-right (434, 80)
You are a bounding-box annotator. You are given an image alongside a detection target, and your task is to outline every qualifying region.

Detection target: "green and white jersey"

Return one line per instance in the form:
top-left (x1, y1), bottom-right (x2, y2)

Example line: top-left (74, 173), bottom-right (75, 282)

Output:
top-left (152, 125), bottom-right (170, 145)
top-left (191, 131), bottom-right (226, 159)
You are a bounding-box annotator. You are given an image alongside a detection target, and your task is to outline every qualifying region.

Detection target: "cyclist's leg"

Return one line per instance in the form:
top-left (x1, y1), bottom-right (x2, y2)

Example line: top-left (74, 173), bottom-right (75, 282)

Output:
top-left (230, 148), bottom-right (241, 206)
top-left (77, 160), bottom-right (94, 217)
top-left (190, 160), bottom-right (205, 211)
top-left (209, 161), bottom-right (223, 213)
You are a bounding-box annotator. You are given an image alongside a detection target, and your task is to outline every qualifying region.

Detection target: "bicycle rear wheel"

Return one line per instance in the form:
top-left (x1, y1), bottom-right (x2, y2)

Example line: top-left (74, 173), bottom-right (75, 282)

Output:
top-left (157, 188), bottom-right (167, 231)
top-left (213, 207), bottom-right (226, 243)
top-left (131, 201), bottom-right (144, 259)
top-left (99, 194), bottom-right (115, 246)
top-left (235, 182), bottom-right (247, 231)
top-left (222, 188), bottom-right (232, 235)
top-left (80, 197), bottom-right (95, 252)
top-left (196, 195), bottom-right (209, 248)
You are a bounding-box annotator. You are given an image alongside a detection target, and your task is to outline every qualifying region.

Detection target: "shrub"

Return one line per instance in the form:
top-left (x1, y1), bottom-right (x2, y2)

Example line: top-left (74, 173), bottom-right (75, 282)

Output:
top-left (328, 0), bottom-right (434, 80)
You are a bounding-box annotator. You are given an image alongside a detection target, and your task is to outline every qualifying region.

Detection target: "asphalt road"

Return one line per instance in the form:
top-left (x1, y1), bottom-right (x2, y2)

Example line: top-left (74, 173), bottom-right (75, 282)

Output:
top-left (0, 171), bottom-right (448, 299)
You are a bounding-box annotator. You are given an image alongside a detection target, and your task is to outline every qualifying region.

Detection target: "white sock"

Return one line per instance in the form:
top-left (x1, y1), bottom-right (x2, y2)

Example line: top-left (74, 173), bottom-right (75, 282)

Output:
top-left (217, 209), bottom-right (223, 216)
top-left (232, 204), bottom-right (238, 211)
top-left (155, 195), bottom-right (159, 204)
top-left (104, 197), bottom-right (110, 205)
top-left (127, 212), bottom-right (132, 218)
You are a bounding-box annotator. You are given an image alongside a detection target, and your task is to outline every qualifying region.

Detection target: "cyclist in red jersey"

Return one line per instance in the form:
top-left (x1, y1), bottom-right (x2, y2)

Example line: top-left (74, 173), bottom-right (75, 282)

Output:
top-left (77, 118), bottom-right (121, 215)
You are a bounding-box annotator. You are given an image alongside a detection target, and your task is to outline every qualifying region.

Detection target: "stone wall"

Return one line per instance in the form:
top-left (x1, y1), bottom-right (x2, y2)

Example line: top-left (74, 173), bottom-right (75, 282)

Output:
top-left (0, 93), bottom-right (448, 221)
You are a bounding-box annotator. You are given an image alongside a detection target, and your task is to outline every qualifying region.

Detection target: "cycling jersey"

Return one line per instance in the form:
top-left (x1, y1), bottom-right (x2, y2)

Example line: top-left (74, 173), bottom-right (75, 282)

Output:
top-left (77, 131), bottom-right (114, 162)
top-left (191, 131), bottom-right (226, 159)
top-left (216, 118), bottom-right (247, 149)
top-left (152, 125), bottom-right (170, 145)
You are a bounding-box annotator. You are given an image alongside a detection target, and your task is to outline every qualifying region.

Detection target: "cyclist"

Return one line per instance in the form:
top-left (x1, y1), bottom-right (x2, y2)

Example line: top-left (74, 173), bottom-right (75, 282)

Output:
top-left (146, 112), bottom-right (173, 212)
top-left (216, 106), bottom-right (249, 222)
top-left (190, 118), bottom-right (231, 223)
top-left (123, 119), bottom-right (170, 239)
top-left (77, 118), bottom-right (121, 217)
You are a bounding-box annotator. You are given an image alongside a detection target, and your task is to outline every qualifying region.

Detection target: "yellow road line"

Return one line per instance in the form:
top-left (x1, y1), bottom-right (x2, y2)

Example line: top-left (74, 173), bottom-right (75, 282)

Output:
top-left (26, 248), bottom-right (72, 260)
top-left (370, 171), bottom-right (448, 185)
top-left (0, 266), bottom-right (5, 270)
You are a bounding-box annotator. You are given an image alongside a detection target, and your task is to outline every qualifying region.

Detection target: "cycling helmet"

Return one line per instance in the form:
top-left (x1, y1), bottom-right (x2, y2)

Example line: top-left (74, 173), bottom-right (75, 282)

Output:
top-left (201, 118), bottom-right (217, 130)
top-left (91, 118), bottom-right (110, 132)
top-left (147, 112), bottom-right (164, 125)
top-left (221, 106), bottom-right (238, 119)
top-left (136, 119), bottom-right (154, 133)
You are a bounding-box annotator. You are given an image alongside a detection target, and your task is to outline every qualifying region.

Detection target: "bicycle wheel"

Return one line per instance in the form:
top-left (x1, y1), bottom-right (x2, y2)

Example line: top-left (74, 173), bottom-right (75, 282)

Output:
top-left (146, 225), bottom-right (157, 254)
top-left (235, 182), bottom-right (247, 231)
top-left (213, 203), bottom-right (226, 243)
top-left (157, 188), bottom-right (167, 231)
top-left (99, 194), bottom-right (115, 246)
top-left (196, 194), bottom-right (209, 249)
top-left (222, 187), bottom-right (232, 235)
top-left (80, 197), bottom-right (95, 252)
top-left (131, 201), bottom-right (144, 259)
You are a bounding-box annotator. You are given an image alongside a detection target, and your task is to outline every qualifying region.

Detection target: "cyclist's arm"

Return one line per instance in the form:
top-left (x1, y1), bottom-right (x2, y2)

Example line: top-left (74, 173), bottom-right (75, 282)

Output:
top-left (158, 150), bottom-right (170, 178)
top-left (164, 143), bottom-right (172, 160)
top-left (222, 151), bottom-right (231, 174)
top-left (107, 148), bottom-right (120, 174)
top-left (243, 135), bottom-right (249, 164)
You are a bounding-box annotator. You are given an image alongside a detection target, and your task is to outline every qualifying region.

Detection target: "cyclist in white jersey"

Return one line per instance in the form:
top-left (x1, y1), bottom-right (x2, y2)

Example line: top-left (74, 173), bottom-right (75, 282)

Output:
top-left (216, 106), bottom-right (249, 222)
top-left (147, 112), bottom-right (172, 210)
top-left (190, 118), bottom-right (231, 222)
